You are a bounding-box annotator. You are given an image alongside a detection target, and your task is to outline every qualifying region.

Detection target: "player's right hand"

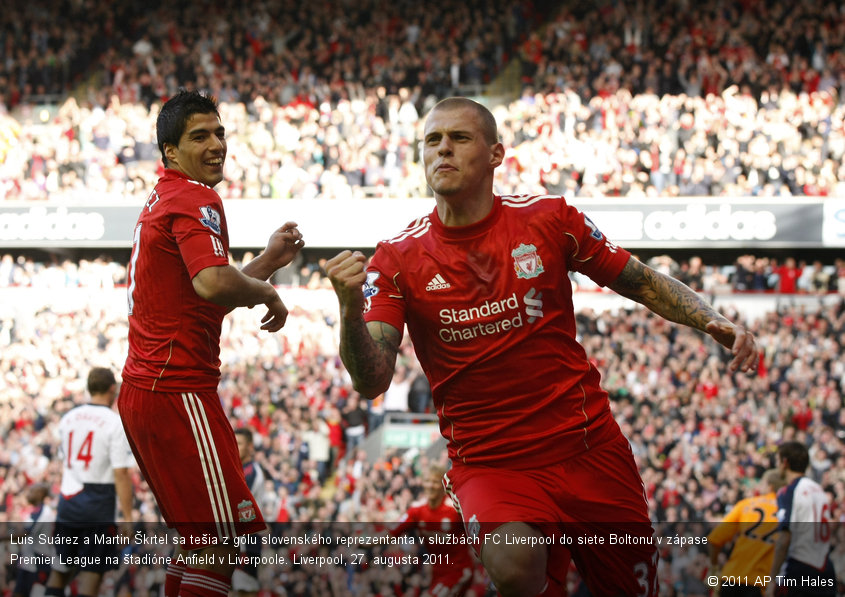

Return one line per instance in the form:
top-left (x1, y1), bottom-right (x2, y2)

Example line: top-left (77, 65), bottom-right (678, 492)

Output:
top-left (260, 292), bottom-right (289, 332)
top-left (325, 250), bottom-right (368, 316)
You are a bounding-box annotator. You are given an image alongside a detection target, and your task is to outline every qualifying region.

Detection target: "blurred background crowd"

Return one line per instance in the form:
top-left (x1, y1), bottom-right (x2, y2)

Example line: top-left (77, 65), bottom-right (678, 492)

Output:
top-left (1, 0), bottom-right (844, 201)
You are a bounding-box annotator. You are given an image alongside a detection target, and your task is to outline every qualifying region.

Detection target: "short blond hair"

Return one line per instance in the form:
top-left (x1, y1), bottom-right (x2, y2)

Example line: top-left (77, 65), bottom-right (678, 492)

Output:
top-left (430, 97), bottom-right (500, 145)
top-left (762, 468), bottom-right (786, 492)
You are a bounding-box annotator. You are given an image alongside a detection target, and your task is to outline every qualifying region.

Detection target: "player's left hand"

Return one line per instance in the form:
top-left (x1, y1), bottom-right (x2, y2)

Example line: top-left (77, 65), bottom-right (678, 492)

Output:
top-left (263, 222), bottom-right (304, 269)
top-left (260, 292), bottom-right (289, 332)
top-left (705, 320), bottom-right (759, 373)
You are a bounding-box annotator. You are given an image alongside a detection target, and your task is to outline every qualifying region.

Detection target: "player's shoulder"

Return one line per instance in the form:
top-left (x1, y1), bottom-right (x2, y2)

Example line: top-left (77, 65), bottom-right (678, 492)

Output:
top-left (499, 193), bottom-right (579, 228)
top-left (155, 170), bottom-right (221, 206)
top-left (407, 498), bottom-right (428, 511)
top-left (793, 476), bottom-right (825, 499)
top-left (58, 403), bottom-right (86, 422)
top-left (74, 403), bottom-right (123, 423)
top-left (499, 193), bottom-right (568, 212)
top-left (743, 492), bottom-right (777, 511)
top-left (380, 214), bottom-right (434, 248)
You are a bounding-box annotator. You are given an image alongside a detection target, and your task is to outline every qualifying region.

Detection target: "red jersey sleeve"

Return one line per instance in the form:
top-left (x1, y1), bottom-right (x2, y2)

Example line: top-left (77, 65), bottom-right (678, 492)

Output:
top-left (363, 244), bottom-right (407, 333)
top-left (560, 203), bottom-right (630, 287)
top-left (170, 185), bottom-right (230, 278)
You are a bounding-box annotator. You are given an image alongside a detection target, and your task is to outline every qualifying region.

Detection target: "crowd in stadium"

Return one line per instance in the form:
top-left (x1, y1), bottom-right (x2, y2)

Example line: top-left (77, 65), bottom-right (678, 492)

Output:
top-left (2, 0), bottom-right (845, 201)
top-left (0, 253), bottom-right (844, 593)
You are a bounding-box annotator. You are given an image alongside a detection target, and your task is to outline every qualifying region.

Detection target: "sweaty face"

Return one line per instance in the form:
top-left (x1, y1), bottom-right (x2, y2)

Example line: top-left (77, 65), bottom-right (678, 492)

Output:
top-left (165, 112), bottom-right (226, 187)
top-left (422, 106), bottom-right (499, 198)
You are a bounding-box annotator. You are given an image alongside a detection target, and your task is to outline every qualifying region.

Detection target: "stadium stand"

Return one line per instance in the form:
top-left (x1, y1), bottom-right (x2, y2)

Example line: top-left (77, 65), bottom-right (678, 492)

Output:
top-left (1, 0), bottom-right (844, 201)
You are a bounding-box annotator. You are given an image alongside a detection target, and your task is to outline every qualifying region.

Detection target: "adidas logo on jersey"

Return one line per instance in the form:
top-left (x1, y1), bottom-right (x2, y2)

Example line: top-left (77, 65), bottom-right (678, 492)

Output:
top-left (426, 274), bottom-right (451, 291)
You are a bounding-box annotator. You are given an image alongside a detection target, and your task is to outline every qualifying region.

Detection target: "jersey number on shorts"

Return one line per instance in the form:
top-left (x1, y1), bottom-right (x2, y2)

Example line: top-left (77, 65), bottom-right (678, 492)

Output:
top-left (67, 430), bottom-right (94, 469)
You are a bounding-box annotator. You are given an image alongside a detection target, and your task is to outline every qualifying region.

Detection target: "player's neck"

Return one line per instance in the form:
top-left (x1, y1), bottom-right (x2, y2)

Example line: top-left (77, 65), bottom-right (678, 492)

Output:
top-left (435, 193), bottom-right (494, 227)
top-left (784, 470), bottom-right (803, 484)
top-left (89, 393), bottom-right (113, 407)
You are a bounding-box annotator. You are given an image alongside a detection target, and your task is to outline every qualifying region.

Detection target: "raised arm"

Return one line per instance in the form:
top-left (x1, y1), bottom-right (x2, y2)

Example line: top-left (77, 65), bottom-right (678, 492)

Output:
top-left (607, 256), bottom-right (758, 372)
top-left (325, 250), bottom-right (400, 399)
top-left (241, 222), bottom-right (304, 281)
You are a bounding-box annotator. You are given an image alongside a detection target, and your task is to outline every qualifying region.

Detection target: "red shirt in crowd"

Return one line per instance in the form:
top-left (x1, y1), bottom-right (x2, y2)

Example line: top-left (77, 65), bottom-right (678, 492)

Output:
top-left (388, 495), bottom-right (475, 581)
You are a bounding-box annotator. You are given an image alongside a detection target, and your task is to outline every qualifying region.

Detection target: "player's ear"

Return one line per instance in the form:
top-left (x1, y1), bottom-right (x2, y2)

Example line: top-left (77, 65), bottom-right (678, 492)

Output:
top-left (163, 142), bottom-right (178, 166)
top-left (490, 142), bottom-right (504, 169)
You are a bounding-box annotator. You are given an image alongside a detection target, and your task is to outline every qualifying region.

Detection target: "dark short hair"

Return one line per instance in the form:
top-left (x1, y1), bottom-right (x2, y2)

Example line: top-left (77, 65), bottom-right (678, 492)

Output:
top-left (430, 97), bottom-right (500, 145)
top-left (157, 90), bottom-right (220, 166)
top-left (87, 367), bottom-right (116, 395)
top-left (234, 427), bottom-right (254, 442)
top-left (777, 441), bottom-right (809, 473)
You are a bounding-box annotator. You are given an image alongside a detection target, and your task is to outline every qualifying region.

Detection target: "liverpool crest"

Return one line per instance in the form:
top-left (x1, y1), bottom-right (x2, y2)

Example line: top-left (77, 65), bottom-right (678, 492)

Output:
top-left (511, 243), bottom-right (544, 279)
top-left (237, 499), bottom-right (256, 523)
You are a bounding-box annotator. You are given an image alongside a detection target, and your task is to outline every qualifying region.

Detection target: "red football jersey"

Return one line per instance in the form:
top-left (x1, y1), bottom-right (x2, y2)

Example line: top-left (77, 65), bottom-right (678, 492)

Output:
top-left (389, 495), bottom-right (475, 574)
top-left (364, 195), bottom-right (631, 468)
top-left (122, 169), bottom-right (230, 391)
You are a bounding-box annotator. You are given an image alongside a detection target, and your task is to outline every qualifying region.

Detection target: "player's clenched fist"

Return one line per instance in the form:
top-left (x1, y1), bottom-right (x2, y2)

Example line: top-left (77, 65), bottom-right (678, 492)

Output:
top-left (325, 250), bottom-right (369, 316)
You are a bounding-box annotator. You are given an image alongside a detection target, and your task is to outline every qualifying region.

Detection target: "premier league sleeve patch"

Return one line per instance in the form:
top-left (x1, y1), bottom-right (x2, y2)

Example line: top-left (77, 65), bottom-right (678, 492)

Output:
top-left (363, 271), bottom-right (380, 298)
top-left (199, 206), bottom-right (222, 235)
top-left (583, 214), bottom-right (604, 241)
top-left (362, 271), bottom-right (380, 314)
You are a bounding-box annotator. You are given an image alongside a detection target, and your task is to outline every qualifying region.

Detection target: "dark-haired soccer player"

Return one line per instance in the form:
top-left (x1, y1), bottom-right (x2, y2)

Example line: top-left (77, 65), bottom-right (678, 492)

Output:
top-left (766, 441), bottom-right (836, 597)
top-left (231, 427), bottom-right (266, 597)
top-left (326, 97), bottom-right (759, 596)
top-left (119, 90), bottom-right (303, 596)
top-left (12, 483), bottom-right (55, 597)
top-left (45, 367), bottom-right (134, 597)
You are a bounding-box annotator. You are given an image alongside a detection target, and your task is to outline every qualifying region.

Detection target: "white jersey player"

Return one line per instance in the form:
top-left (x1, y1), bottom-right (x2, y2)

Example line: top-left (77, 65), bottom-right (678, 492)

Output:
top-left (56, 401), bottom-right (135, 522)
top-left (767, 441), bottom-right (836, 597)
top-left (44, 368), bottom-right (135, 597)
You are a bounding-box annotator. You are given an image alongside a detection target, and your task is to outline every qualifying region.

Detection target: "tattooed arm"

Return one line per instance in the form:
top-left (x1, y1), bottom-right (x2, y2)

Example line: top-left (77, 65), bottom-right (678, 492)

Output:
top-left (607, 256), bottom-right (759, 372)
top-left (339, 318), bottom-right (401, 399)
top-left (325, 250), bottom-right (400, 398)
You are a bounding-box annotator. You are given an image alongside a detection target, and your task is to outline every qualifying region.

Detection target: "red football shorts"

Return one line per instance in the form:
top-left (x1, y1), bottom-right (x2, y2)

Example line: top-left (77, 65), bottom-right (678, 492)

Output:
top-left (118, 383), bottom-right (265, 549)
top-left (444, 432), bottom-right (658, 597)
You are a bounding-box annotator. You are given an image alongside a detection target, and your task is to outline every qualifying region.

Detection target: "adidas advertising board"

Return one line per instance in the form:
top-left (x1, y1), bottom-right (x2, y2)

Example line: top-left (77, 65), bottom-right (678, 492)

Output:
top-left (0, 198), bottom-right (834, 249)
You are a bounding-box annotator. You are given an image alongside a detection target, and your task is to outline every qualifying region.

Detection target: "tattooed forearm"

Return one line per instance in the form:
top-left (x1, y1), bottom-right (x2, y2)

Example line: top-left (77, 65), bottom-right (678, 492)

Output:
top-left (339, 317), bottom-right (401, 399)
top-left (607, 257), bottom-right (728, 332)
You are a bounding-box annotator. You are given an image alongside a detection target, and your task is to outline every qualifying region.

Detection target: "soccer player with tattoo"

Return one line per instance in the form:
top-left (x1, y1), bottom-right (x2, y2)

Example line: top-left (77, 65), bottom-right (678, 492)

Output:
top-left (326, 97), bottom-right (759, 596)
